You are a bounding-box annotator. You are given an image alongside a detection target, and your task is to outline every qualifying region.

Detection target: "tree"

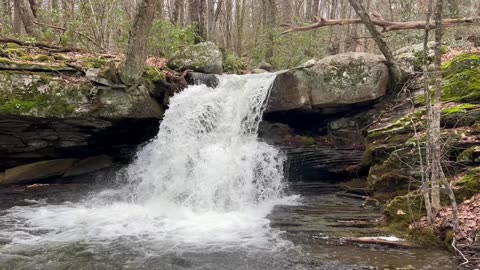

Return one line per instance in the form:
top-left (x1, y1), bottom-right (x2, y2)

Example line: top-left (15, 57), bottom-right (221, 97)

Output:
top-left (188, 0), bottom-right (205, 41)
top-left (346, 0), bottom-right (402, 84)
top-left (14, 0), bottom-right (39, 37)
top-left (120, 0), bottom-right (156, 86)
top-left (263, 0), bottom-right (276, 62)
top-left (172, 0), bottom-right (184, 25)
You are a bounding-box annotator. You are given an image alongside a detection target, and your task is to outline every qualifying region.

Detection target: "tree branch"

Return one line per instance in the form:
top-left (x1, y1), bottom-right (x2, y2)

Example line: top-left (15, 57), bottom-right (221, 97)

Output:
top-left (33, 20), bottom-right (106, 52)
top-left (281, 15), bottom-right (480, 35)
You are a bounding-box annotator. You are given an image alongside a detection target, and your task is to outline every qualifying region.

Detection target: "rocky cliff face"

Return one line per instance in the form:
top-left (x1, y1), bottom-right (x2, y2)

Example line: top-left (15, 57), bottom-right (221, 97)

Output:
top-left (0, 43), bottom-right (185, 184)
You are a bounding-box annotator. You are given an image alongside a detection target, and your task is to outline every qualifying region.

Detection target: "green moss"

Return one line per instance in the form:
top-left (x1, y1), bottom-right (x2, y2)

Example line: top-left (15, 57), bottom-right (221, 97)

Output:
top-left (0, 99), bottom-right (38, 114)
top-left (299, 136), bottom-right (316, 145)
top-left (0, 57), bottom-right (14, 64)
top-left (442, 68), bottom-right (480, 103)
top-left (442, 53), bottom-right (480, 78)
top-left (457, 146), bottom-right (479, 163)
top-left (367, 111), bottom-right (423, 139)
top-left (34, 54), bottom-right (54, 62)
top-left (5, 43), bottom-right (20, 49)
top-left (441, 104), bottom-right (478, 115)
top-left (444, 230), bottom-right (455, 253)
top-left (3, 47), bottom-right (26, 57)
top-left (384, 193), bottom-right (425, 228)
top-left (0, 73), bottom-right (83, 117)
top-left (19, 55), bottom-right (34, 61)
top-left (454, 167), bottom-right (480, 201)
top-left (143, 66), bottom-right (166, 82)
top-left (79, 57), bottom-right (108, 69)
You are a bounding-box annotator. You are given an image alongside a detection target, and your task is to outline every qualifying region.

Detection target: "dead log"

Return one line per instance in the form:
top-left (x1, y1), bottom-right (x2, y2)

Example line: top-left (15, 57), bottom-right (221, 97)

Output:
top-left (281, 14), bottom-right (480, 35)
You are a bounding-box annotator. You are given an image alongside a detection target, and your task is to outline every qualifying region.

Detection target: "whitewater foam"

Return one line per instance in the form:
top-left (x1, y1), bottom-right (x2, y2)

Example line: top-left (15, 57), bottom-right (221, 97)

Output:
top-left (0, 74), bottom-right (296, 257)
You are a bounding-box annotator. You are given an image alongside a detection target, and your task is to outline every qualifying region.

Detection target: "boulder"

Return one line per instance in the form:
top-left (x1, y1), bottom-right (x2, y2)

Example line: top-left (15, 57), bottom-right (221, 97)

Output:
top-left (267, 53), bottom-right (389, 113)
top-left (267, 69), bottom-right (312, 112)
top-left (168, 42), bottom-right (223, 74)
top-left (2, 159), bottom-right (77, 185)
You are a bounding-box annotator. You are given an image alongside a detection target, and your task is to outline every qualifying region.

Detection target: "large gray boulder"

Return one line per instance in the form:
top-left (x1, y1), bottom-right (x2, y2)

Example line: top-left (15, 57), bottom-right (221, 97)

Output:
top-left (168, 42), bottom-right (223, 74)
top-left (267, 52), bottom-right (389, 113)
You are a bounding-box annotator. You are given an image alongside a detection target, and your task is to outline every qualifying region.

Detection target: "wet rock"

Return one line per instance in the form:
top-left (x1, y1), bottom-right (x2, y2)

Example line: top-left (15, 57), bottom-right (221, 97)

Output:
top-left (185, 72), bottom-right (219, 88)
top-left (266, 70), bottom-right (312, 112)
top-left (168, 42), bottom-right (223, 74)
top-left (64, 155), bottom-right (114, 177)
top-left (258, 122), bottom-right (294, 145)
top-left (2, 159), bottom-right (77, 185)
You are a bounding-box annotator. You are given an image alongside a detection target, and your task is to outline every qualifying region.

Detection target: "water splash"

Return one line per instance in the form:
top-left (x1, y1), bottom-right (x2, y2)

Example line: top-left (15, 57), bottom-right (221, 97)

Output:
top-left (128, 73), bottom-right (285, 212)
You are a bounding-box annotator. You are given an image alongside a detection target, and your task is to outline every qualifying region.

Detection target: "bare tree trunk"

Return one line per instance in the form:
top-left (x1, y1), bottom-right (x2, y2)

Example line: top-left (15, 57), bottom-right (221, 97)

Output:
top-left (235, 0), bottom-right (246, 54)
top-left (172, 0), bottom-right (183, 25)
top-left (1, 0), bottom-right (12, 25)
top-left (120, 0), bottom-right (156, 85)
top-left (13, 1), bottom-right (24, 34)
top-left (207, 0), bottom-right (215, 41)
top-left (306, 0), bottom-right (313, 20)
top-left (422, 0), bottom-right (435, 225)
top-left (28, 0), bottom-right (40, 17)
top-left (188, 0), bottom-right (205, 41)
top-left (14, 0), bottom-right (39, 37)
top-left (432, 0), bottom-right (458, 231)
top-left (312, 0), bottom-right (320, 18)
top-left (51, 0), bottom-right (59, 10)
top-left (429, 0), bottom-right (444, 215)
top-left (263, 0), bottom-right (276, 63)
top-left (346, 0), bottom-right (402, 84)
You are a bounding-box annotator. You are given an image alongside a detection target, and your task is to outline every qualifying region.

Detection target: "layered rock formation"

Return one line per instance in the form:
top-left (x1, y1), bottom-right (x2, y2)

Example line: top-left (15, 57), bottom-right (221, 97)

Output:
top-left (0, 43), bottom-right (183, 184)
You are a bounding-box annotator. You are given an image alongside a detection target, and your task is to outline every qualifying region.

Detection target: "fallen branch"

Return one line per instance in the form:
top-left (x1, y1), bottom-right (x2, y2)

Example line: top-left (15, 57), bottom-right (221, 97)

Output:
top-left (281, 14), bottom-right (480, 35)
top-left (345, 237), bottom-right (417, 248)
top-left (0, 37), bottom-right (80, 52)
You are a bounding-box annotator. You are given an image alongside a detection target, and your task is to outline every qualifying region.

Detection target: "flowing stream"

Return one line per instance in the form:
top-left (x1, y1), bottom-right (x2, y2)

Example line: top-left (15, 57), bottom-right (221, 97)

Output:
top-left (0, 74), bottom-right (457, 270)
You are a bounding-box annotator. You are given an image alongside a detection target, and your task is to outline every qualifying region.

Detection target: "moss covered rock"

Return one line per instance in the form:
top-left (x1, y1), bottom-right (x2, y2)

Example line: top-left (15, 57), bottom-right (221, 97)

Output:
top-left (267, 53), bottom-right (389, 113)
top-left (0, 71), bottom-right (163, 119)
top-left (168, 42), bottom-right (223, 74)
top-left (454, 167), bottom-right (480, 201)
top-left (441, 53), bottom-right (480, 103)
top-left (384, 193), bottom-right (425, 227)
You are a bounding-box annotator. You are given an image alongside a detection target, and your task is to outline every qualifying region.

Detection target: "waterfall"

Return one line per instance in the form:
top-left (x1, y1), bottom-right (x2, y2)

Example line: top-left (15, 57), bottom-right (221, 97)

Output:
top-left (127, 73), bottom-right (285, 212)
top-left (0, 73), bottom-right (295, 259)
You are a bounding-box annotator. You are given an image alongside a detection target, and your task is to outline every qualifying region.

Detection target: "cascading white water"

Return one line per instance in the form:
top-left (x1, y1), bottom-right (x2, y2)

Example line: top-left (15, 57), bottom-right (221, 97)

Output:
top-left (128, 73), bottom-right (285, 212)
top-left (0, 74), bottom-right (296, 266)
